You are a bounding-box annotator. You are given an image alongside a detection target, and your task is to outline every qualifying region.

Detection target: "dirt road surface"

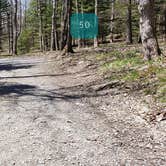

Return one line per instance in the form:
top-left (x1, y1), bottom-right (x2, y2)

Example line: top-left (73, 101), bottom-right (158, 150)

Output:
top-left (0, 54), bottom-right (165, 166)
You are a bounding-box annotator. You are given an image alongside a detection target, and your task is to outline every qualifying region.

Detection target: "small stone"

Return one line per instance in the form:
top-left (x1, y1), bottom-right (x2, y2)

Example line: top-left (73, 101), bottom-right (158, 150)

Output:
top-left (67, 120), bottom-right (72, 124)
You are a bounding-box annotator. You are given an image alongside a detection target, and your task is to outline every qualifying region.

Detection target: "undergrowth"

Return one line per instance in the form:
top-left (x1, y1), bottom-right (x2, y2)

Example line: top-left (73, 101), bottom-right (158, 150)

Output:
top-left (98, 46), bottom-right (166, 103)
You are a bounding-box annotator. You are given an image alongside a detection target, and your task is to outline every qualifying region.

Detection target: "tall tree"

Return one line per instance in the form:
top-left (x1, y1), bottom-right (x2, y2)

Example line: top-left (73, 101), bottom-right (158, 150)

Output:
top-left (126, 0), bottom-right (133, 44)
top-left (94, 0), bottom-right (98, 47)
top-left (65, 0), bottom-right (73, 53)
top-left (37, 0), bottom-right (44, 51)
top-left (8, 0), bottom-right (14, 54)
top-left (110, 0), bottom-right (115, 43)
top-left (0, 12), bottom-right (2, 51)
top-left (75, 0), bottom-right (81, 49)
top-left (138, 0), bottom-right (161, 60)
top-left (164, 4), bottom-right (166, 41)
top-left (13, 0), bottom-right (18, 55)
top-left (60, 0), bottom-right (67, 50)
top-left (51, 0), bottom-right (59, 51)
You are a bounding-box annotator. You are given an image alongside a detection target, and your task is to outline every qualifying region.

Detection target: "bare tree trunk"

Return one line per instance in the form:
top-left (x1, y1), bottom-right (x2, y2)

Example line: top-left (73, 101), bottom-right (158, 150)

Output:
top-left (164, 5), bottom-right (166, 42)
top-left (13, 0), bottom-right (18, 55)
top-left (51, 0), bottom-right (59, 51)
top-left (7, 13), bottom-right (11, 53)
top-left (110, 0), bottom-right (115, 43)
top-left (37, 0), bottom-right (44, 51)
top-left (60, 0), bottom-right (68, 50)
top-left (9, 0), bottom-right (14, 54)
top-left (23, 0), bottom-right (27, 28)
top-left (81, 1), bottom-right (85, 48)
top-left (138, 0), bottom-right (161, 60)
top-left (44, 0), bottom-right (48, 51)
top-left (66, 0), bottom-right (73, 53)
top-left (75, 0), bottom-right (81, 49)
top-left (18, 0), bottom-right (22, 37)
top-left (126, 0), bottom-right (133, 44)
top-left (0, 12), bottom-right (2, 51)
top-left (94, 0), bottom-right (98, 48)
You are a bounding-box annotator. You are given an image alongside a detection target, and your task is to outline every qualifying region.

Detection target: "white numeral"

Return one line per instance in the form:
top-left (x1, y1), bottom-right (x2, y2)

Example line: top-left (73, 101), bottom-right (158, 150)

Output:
top-left (79, 21), bottom-right (90, 29)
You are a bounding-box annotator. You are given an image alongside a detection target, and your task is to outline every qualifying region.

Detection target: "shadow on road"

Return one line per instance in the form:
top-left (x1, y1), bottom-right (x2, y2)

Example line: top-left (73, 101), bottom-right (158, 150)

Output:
top-left (0, 82), bottom-right (109, 101)
top-left (0, 63), bottom-right (34, 71)
top-left (0, 84), bottom-right (36, 96)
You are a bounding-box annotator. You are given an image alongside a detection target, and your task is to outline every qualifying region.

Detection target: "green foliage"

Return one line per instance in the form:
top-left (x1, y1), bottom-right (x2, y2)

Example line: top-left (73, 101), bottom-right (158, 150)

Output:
top-left (18, 0), bottom-right (53, 53)
top-left (104, 56), bottom-right (142, 70)
top-left (102, 49), bottom-right (143, 71)
top-left (18, 29), bottom-right (34, 54)
top-left (0, 0), bottom-right (9, 12)
top-left (99, 44), bottom-right (165, 103)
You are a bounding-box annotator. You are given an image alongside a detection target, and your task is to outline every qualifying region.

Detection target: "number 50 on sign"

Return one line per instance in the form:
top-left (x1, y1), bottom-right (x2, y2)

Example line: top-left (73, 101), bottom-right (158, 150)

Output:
top-left (70, 13), bottom-right (98, 39)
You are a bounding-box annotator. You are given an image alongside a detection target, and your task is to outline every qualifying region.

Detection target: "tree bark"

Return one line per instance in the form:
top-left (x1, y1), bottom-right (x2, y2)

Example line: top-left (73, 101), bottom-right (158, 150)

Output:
top-left (13, 0), bottom-right (18, 55)
top-left (138, 0), bottom-right (161, 60)
top-left (9, 0), bottom-right (14, 54)
top-left (60, 0), bottom-right (68, 50)
top-left (65, 0), bottom-right (73, 53)
top-left (110, 0), bottom-right (115, 43)
top-left (75, 0), bottom-right (81, 49)
top-left (37, 0), bottom-right (44, 51)
top-left (126, 0), bottom-right (133, 44)
top-left (51, 0), bottom-right (59, 51)
top-left (164, 5), bottom-right (166, 42)
top-left (0, 12), bottom-right (2, 51)
top-left (94, 0), bottom-right (98, 48)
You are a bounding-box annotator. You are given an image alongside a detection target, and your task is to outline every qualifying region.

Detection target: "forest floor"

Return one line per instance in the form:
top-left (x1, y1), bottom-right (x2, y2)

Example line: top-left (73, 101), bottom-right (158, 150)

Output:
top-left (0, 43), bottom-right (165, 165)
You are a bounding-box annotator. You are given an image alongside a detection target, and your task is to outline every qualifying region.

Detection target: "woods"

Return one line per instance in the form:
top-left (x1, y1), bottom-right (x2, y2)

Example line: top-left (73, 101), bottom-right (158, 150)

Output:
top-left (0, 0), bottom-right (165, 57)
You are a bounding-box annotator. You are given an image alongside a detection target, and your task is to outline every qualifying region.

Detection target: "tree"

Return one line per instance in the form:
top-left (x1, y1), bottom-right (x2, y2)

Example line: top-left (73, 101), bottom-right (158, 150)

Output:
top-left (0, 12), bottom-right (2, 51)
top-left (94, 0), bottom-right (98, 47)
top-left (110, 0), bottom-right (115, 43)
top-left (75, 0), bottom-right (81, 48)
top-left (13, 0), bottom-right (18, 55)
top-left (164, 4), bottom-right (166, 41)
top-left (138, 0), bottom-right (161, 60)
top-left (60, 0), bottom-right (67, 50)
top-left (37, 0), bottom-right (44, 51)
top-left (1, 0), bottom-right (164, 55)
top-left (51, 0), bottom-right (59, 51)
top-left (126, 0), bottom-right (133, 44)
top-left (65, 0), bottom-right (73, 53)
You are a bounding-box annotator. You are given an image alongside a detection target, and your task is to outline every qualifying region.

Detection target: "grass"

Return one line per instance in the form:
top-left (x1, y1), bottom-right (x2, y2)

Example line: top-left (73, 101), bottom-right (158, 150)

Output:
top-left (103, 56), bottom-right (143, 70)
top-left (98, 45), bottom-right (166, 103)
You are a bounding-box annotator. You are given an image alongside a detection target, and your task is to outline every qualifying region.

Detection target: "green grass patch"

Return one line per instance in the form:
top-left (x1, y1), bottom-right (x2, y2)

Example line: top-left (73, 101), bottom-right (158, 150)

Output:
top-left (103, 56), bottom-right (143, 71)
top-left (98, 46), bottom-right (165, 103)
top-left (122, 70), bottom-right (140, 81)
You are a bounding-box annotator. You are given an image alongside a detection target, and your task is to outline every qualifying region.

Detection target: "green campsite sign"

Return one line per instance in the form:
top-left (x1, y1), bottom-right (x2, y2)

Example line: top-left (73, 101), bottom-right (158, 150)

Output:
top-left (70, 13), bottom-right (98, 39)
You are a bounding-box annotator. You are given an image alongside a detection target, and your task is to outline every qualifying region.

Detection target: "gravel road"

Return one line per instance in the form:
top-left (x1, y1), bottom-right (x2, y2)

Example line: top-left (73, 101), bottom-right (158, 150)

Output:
top-left (0, 55), bottom-right (165, 166)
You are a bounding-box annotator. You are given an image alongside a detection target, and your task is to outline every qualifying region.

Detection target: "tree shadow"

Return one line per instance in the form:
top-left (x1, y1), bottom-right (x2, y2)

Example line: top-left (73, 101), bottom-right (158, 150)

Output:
top-left (0, 84), bottom-right (36, 96)
top-left (0, 82), bottom-right (109, 101)
top-left (0, 63), bottom-right (34, 71)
